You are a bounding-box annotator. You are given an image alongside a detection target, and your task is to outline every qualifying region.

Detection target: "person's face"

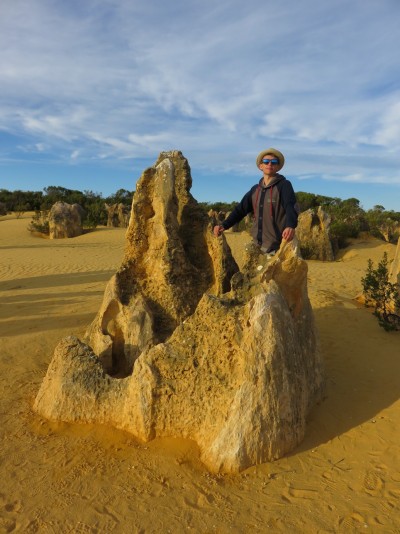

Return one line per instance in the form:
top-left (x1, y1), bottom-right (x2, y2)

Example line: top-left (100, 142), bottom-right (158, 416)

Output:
top-left (259, 154), bottom-right (279, 177)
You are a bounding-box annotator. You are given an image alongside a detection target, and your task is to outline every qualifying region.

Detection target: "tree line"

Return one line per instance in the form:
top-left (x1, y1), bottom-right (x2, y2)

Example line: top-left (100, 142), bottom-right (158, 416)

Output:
top-left (200, 192), bottom-right (400, 246)
top-left (0, 186), bottom-right (134, 227)
top-left (1, 187), bottom-right (400, 244)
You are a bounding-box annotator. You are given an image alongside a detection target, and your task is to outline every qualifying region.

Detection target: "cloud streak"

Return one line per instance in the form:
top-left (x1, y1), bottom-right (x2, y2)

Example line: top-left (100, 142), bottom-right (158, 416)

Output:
top-left (1, 0), bottom-right (400, 208)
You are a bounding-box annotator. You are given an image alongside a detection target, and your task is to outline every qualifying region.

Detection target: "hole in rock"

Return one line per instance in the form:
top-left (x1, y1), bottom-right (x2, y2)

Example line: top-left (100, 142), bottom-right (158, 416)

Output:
top-left (109, 325), bottom-right (132, 378)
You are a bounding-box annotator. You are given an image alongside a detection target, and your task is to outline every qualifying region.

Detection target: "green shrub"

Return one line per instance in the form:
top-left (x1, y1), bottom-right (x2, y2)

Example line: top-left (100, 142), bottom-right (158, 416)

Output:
top-left (330, 221), bottom-right (359, 248)
top-left (83, 201), bottom-right (107, 228)
top-left (361, 252), bottom-right (400, 331)
top-left (28, 210), bottom-right (50, 235)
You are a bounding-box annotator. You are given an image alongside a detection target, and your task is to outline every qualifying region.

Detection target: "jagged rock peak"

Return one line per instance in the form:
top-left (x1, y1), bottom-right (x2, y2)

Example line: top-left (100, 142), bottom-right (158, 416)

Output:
top-left (296, 206), bottom-right (335, 261)
top-left (85, 151), bottom-right (238, 375)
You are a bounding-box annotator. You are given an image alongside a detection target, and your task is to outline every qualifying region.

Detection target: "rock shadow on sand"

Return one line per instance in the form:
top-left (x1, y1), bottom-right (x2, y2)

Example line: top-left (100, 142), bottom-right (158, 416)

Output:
top-left (289, 301), bottom-right (400, 455)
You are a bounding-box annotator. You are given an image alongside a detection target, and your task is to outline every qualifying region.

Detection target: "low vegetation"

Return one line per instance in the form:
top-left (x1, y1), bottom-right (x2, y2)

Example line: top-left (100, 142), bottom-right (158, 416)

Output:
top-left (361, 252), bottom-right (400, 331)
top-left (201, 193), bottom-right (400, 248)
top-left (0, 186), bottom-right (134, 233)
top-left (296, 193), bottom-right (400, 247)
top-left (2, 187), bottom-right (400, 246)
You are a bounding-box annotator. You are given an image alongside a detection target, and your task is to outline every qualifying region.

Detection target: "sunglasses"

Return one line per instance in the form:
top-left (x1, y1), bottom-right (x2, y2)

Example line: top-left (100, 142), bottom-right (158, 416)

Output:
top-left (261, 158), bottom-right (279, 165)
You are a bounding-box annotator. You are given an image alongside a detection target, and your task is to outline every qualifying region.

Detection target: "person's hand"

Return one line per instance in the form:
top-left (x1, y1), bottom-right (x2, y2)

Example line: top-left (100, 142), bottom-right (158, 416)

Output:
top-left (213, 225), bottom-right (225, 237)
top-left (282, 227), bottom-right (295, 241)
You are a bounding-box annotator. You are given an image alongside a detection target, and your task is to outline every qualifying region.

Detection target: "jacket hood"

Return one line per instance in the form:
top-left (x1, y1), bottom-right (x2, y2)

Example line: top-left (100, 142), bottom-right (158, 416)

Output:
top-left (259, 173), bottom-right (285, 189)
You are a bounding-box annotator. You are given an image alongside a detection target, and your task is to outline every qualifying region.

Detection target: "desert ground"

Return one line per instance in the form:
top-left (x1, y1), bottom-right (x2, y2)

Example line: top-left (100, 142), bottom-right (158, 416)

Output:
top-left (1, 213), bottom-right (399, 533)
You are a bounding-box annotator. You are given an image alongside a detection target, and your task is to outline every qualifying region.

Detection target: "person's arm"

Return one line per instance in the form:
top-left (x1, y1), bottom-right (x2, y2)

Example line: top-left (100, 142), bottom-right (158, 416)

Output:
top-left (213, 187), bottom-right (256, 237)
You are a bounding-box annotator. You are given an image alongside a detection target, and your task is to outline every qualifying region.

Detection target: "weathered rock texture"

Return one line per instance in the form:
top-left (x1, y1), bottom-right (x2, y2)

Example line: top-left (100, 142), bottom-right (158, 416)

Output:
top-left (389, 236), bottom-right (400, 287)
top-left (378, 222), bottom-right (400, 243)
top-left (207, 209), bottom-right (226, 223)
top-left (34, 151), bottom-right (324, 473)
top-left (389, 236), bottom-right (400, 317)
top-left (86, 151), bottom-right (238, 375)
top-left (105, 203), bottom-right (131, 228)
top-left (296, 207), bottom-right (334, 261)
top-left (208, 209), bottom-right (241, 232)
top-left (48, 202), bottom-right (85, 239)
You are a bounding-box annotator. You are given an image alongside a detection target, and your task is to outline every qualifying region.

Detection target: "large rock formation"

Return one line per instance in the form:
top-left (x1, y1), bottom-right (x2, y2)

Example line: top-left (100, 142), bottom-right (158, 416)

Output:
top-left (48, 202), bottom-right (85, 239)
top-left (389, 236), bottom-right (400, 318)
top-left (377, 221), bottom-right (400, 243)
top-left (85, 151), bottom-right (238, 375)
top-left (389, 236), bottom-right (400, 287)
top-left (34, 151), bottom-right (324, 473)
top-left (296, 207), bottom-right (334, 261)
top-left (105, 203), bottom-right (131, 228)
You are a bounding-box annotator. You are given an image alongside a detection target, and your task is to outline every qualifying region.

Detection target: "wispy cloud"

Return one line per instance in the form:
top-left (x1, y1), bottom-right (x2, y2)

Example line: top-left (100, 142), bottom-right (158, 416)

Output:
top-left (1, 0), bottom-right (400, 207)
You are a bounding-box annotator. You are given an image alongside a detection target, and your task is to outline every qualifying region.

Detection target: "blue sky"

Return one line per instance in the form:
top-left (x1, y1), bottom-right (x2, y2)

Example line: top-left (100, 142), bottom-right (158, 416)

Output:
top-left (1, 0), bottom-right (400, 210)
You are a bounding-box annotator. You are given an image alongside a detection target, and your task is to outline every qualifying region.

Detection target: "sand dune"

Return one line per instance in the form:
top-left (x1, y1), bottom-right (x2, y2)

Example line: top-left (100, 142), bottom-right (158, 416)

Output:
top-left (1, 214), bottom-right (399, 533)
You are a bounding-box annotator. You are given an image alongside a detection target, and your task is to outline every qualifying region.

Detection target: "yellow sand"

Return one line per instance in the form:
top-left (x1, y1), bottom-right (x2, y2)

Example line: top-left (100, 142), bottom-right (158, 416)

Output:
top-left (1, 214), bottom-right (399, 533)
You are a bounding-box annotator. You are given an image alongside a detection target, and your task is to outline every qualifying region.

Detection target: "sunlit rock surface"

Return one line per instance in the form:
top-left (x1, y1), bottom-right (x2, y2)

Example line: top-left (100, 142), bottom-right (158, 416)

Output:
top-left (296, 207), bottom-right (334, 261)
top-left (34, 151), bottom-right (324, 473)
top-left (85, 151), bottom-right (238, 375)
top-left (48, 201), bottom-right (84, 239)
top-left (105, 202), bottom-right (130, 228)
top-left (389, 236), bottom-right (400, 287)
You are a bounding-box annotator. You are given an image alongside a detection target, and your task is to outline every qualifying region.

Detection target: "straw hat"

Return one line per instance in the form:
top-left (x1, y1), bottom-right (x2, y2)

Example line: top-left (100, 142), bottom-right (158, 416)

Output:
top-left (256, 148), bottom-right (285, 171)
